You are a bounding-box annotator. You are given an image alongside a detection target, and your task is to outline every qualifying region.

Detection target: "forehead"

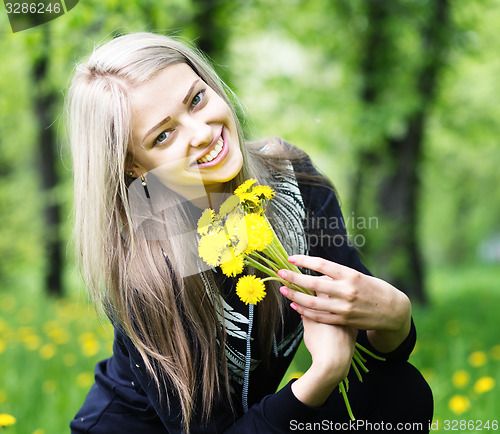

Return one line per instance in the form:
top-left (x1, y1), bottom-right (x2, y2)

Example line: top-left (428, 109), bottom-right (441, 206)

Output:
top-left (129, 63), bottom-right (199, 138)
top-left (130, 63), bottom-right (198, 112)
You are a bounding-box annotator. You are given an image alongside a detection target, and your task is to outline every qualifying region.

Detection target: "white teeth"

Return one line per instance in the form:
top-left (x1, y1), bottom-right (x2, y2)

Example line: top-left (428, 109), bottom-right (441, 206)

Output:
top-left (197, 137), bottom-right (224, 164)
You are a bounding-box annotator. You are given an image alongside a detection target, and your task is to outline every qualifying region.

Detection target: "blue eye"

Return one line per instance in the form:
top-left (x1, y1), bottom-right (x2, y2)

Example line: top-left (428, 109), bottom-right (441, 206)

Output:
top-left (154, 131), bottom-right (171, 146)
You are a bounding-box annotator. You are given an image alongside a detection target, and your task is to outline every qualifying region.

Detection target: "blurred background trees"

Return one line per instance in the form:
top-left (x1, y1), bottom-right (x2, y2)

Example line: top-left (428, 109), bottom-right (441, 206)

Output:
top-left (1, 0), bottom-right (499, 303)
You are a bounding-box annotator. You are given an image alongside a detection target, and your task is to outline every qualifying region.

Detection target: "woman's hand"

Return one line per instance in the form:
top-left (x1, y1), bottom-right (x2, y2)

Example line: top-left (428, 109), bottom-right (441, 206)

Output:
top-left (278, 255), bottom-right (412, 353)
top-left (291, 303), bottom-right (357, 407)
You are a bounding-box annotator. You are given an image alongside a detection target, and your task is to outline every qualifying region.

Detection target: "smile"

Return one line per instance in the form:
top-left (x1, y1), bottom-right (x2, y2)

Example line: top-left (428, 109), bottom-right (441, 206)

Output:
top-left (193, 132), bottom-right (230, 169)
top-left (197, 136), bottom-right (224, 164)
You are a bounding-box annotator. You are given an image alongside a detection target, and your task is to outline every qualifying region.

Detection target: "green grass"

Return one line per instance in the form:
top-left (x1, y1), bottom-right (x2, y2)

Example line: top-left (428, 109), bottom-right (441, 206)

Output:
top-left (1, 263), bottom-right (499, 433)
top-left (0, 283), bottom-right (114, 434)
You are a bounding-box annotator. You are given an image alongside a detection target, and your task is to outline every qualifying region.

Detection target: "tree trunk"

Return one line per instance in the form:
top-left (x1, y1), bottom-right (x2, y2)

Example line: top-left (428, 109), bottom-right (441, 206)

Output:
top-left (192, 0), bottom-right (223, 59)
top-left (32, 28), bottom-right (63, 297)
top-left (353, 0), bottom-right (450, 303)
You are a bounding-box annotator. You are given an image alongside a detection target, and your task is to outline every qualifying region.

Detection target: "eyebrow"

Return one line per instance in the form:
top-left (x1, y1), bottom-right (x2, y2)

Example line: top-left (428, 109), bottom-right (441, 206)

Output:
top-left (142, 115), bottom-right (171, 144)
top-left (182, 79), bottom-right (199, 104)
top-left (142, 79), bottom-right (200, 144)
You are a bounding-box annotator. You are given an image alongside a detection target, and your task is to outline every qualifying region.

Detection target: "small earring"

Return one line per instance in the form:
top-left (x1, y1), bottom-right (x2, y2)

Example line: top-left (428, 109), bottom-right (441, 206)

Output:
top-left (141, 174), bottom-right (151, 199)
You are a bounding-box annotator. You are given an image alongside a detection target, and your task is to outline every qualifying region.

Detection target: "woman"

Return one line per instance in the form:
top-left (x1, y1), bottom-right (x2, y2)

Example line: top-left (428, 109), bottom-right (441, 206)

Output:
top-left (68, 33), bottom-right (433, 433)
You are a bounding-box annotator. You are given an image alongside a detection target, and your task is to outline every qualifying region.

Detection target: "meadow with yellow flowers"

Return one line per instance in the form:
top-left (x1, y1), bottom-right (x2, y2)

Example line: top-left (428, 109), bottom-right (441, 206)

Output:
top-left (1, 264), bottom-right (499, 433)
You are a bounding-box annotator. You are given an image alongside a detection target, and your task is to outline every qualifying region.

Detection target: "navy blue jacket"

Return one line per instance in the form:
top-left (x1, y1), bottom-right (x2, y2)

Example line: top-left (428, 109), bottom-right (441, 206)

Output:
top-left (70, 155), bottom-right (417, 433)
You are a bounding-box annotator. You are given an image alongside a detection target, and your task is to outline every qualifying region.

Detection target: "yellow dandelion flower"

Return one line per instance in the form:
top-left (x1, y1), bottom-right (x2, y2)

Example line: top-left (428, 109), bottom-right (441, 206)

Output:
top-left (469, 351), bottom-right (487, 367)
top-left (82, 339), bottom-right (99, 357)
top-left (39, 343), bottom-right (56, 360)
top-left (48, 328), bottom-right (70, 345)
top-left (237, 191), bottom-right (259, 205)
top-left (198, 230), bottom-right (230, 266)
top-left (219, 245), bottom-right (236, 265)
top-left (244, 213), bottom-right (274, 253)
top-left (76, 372), bottom-right (94, 388)
top-left (474, 376), bottom-right (495, 394)
top-left (236, 275), bottom-right (267, 305)
top-left (223, 212), bottom-right (246, 254)
top-left (452, 370), bottom-right (469, 388)
top-left (224, 211), bottom-right (245, 235)
top-left (252, 185), bottom-right (275, 200)
top-left (221, 254), bottom-right (245, 277)
top-left (197, 208), bottom-right (214, 235)
top-left (234, 179), bottom-right (257, 195)
top-left (449, 395), bottom-right (470, 415)
top-left (0, 413), bottom-right (16, 427)
top-left (23, 334), bottom-right (41, 351)
top-left (219, 195), bottom-right (241, 216)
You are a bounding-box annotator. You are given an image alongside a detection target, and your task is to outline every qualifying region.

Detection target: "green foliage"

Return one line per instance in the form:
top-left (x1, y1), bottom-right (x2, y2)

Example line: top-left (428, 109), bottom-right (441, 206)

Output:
top-left (0, 276), bottom-right (113, 434)
top-left (1, 0), bottom-right (499, 288)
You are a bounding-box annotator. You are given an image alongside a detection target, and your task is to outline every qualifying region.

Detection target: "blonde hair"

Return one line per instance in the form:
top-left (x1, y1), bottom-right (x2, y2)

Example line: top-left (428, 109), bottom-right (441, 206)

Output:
top-left (67, 32), bottom-right (300, 430)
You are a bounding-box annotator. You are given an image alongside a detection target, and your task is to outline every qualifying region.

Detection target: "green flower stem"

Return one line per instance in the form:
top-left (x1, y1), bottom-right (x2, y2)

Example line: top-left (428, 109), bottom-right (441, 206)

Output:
top-left (339, 380), bottom-right (354, 421)
top-left (264, 243), bottom-right (289, 271)
top-left (261, 277), bottom-right (285, 284)
top-left (353, 351), bottom-right (369, 374)
top-left (354, 348), bottom-right (367, 364)
top-left (355, 343), bottom-right (386, 361)
top-left (245, 255), bottom-right (309, 294)
top-left (270, 237), bottom-right (301, 273)
top-left (350, 358), bottom-right (363, 383)
top-left (244, 255), bottom-right (277, 277)
top-left (252, 251), bottom-right (279, 272)
top-left (264, 216), bottom-right (301, 273)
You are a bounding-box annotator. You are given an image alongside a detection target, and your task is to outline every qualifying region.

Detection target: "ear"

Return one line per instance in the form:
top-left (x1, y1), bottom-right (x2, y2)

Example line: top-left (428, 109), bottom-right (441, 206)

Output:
top-left (124, 154), bottom-right (146, 178)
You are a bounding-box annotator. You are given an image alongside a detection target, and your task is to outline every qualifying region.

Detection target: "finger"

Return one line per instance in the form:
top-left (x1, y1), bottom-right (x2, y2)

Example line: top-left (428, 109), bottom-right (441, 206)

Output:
top-left (288, 255), bottom-right (358, 280)
top-left (279, 286), bottom-right (334, 312)
top-left (294, 303), bottom-right (348, 325)
top-left (277, 269), bottom-right (336, 295)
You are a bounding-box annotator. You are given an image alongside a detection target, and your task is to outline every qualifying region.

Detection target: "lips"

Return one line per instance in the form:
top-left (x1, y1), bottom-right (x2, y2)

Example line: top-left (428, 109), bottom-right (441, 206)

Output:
top-left (196, 136), bottom-right (224, 164)
top-left (191, 129), bottom-right (230, 169)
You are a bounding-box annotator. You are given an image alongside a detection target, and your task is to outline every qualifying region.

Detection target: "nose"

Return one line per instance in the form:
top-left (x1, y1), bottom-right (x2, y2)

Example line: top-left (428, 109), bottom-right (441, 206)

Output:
top-left (186, 117), bottom-right (212, 148)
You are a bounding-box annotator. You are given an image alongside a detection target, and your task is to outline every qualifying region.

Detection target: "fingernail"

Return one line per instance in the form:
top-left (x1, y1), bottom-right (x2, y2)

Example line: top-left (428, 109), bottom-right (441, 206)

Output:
top-left (279, 286), bottom-right (288, 297)
top-left (288, 256), bottom-right (296, 264)
top-left (290, 302), bottom-right (298, 311)
top-left (277, 270), bottom-right (287, 279)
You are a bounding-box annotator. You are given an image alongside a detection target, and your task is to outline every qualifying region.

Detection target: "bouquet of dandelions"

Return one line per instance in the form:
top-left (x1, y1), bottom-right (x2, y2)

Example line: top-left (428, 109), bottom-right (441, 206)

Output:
top-left (197, 179), bottom-right (384, 420)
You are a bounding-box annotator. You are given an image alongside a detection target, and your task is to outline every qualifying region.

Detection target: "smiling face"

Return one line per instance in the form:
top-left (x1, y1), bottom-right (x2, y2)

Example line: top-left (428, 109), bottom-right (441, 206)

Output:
top-left (127, 63), bottom-right (243, 202)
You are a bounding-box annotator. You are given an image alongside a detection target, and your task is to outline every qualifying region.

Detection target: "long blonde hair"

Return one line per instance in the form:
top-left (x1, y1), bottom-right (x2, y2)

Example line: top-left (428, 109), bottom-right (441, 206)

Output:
top-left (67, 33), bottom-right (303, 430)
